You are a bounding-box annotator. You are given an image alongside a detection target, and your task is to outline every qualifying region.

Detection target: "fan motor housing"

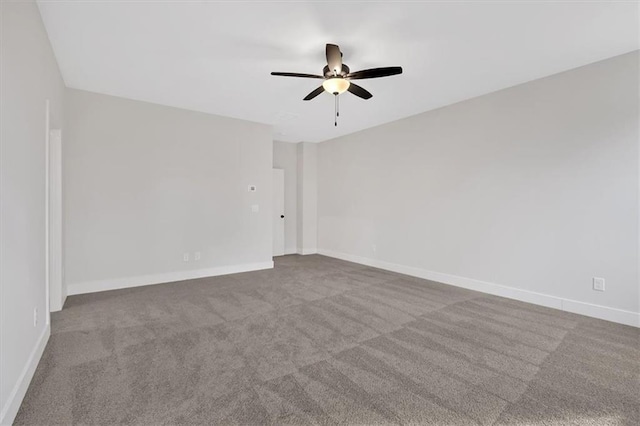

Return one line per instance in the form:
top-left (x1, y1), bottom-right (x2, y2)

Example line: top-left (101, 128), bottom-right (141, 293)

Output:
top-left (323, 64), bottom-right (350, 78)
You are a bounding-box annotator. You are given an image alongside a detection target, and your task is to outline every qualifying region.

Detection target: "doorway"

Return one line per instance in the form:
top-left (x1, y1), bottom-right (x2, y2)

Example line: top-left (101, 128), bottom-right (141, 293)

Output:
top-left (272, 169), bottom-right (285, 257)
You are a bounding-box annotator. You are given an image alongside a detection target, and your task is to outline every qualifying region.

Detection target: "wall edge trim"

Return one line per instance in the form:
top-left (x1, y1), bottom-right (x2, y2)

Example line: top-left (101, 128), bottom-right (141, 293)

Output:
top-left (67, 261), bottom-right (274, 296)
top-left (317, 249), bottom-right (639, 328)
top-left (0, 324), bottom-right (51, 425)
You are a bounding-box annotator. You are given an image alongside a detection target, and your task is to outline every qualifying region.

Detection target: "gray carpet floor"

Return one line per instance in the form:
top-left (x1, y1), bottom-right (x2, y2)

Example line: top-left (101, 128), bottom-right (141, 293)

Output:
top-left (15, 255), bottom-right (640, 425)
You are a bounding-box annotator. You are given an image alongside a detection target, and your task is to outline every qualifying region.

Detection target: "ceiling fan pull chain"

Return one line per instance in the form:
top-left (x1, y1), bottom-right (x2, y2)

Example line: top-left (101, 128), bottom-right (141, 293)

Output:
top-left (334, 94), bottom-right (338, 126)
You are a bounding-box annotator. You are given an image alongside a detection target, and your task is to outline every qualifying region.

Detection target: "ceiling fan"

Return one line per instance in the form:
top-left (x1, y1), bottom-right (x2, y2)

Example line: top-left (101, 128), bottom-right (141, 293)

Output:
top-left (271, 43), bottom-right (403, 126)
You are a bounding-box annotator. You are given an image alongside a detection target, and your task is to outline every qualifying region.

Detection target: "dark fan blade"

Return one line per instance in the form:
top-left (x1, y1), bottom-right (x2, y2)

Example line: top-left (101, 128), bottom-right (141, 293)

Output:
top-left (303, 86), bottom-right (326, 101)
top-left (346, 66), bottom-right (403, 80)
top-left (271, 72), bottom-right (324, 79)
top-left (325, 44), bottom-right (342, 75)
top-left (347, 83), bottom-right (372, 100)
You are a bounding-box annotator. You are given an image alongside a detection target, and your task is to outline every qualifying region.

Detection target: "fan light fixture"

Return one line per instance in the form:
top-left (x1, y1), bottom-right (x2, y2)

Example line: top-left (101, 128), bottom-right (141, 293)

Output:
top-left (323, 78), bottom-right (350, 95)
top-left (271, 43), bottom-right (403, 126)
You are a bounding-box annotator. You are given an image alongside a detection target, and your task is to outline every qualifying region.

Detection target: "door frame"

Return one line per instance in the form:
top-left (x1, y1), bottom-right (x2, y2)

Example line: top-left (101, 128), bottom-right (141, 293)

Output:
top-left (47, 126), bottom-right (64, 312)
top-left (44, 100), bottom-right (51, 324)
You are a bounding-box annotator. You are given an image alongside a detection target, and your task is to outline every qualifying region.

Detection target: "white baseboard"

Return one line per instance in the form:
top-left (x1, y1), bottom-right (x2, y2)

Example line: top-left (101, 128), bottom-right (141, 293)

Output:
top-left (0, 324), bottom-right (50, 426)
top-left (284, 249), bottom-right (297, 255)
top-left (560, 299), bottom-right (639, 327)
top-left (67, 261), bottom-right (274, 296)
top-left (297, 248), bottom-right (317, 255)
top-left (318, 249), bottom-right (640, 328)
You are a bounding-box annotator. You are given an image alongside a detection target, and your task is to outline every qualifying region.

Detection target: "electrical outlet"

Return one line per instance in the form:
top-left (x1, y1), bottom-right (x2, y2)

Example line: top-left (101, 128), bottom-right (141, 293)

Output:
top-left (194, 251), bottom-right (201, 261)
top-left (33, 308), bottom-right (38, 327)
top-left (183, 253), bottom-right (190, 262)
top-left (593, 277), bottom-right (605, 292)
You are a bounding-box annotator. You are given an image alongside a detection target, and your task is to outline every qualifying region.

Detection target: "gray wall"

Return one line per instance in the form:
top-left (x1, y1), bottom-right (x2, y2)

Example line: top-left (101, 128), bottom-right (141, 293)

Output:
top-left (297, 142), bottom-right (318, 254)
top-left (318, 52), bottom-right (639, 316)
top-left (0, 1), bottom-right (65, 423)
top-left (64, 89), bottom-right (273, 293)
top-left (273, 141), bottom-right (298, 254)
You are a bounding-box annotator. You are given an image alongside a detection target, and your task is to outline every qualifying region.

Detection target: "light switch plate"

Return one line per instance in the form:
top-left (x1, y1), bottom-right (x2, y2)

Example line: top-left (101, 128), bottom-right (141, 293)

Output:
top-left (593, 277), bottom-right (605, 292)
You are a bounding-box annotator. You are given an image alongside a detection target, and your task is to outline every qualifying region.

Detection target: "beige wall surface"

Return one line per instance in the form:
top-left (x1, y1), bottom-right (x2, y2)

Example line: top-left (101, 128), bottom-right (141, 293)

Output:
top-left (64, 89), bottom-right (273, 291)
top-left (318, 52), bottom-right (639, 315)
top-left (0, 1), bottom-right (65, 422)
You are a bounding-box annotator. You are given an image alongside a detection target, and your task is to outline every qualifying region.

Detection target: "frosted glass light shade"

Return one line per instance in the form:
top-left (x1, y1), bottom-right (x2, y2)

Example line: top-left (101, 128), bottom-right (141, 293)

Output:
top-left (322, 78), bottom-right (350, 95)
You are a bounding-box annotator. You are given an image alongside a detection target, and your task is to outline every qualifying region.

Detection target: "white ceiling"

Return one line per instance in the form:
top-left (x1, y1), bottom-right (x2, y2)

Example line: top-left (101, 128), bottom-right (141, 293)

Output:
top-left (38, 0), bottom-right (638, 143)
